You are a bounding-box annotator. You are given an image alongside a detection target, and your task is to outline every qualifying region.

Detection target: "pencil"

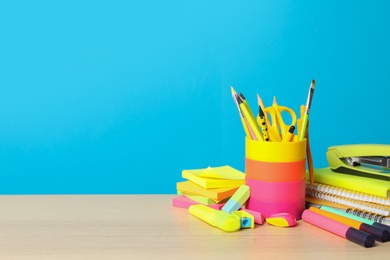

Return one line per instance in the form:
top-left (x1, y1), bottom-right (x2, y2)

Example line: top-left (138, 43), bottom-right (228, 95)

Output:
top-left (230, 86), bottom-right (252, 139)
top-left (239, 92), bottom-right (264, 141)
top-left (237, 96), bottom-right (264, 141)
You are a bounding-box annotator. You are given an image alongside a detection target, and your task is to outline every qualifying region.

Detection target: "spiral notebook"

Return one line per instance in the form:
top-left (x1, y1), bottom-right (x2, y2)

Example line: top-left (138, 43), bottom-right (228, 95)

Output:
top-left (306, 167), bottom-right (390, 197)
top-left (306, 184), bottom-right (390, 216)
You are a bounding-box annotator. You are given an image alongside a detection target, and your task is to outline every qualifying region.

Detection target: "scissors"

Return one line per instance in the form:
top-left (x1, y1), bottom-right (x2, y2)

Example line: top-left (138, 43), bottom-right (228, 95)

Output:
top-left (258, 99), bottom-right (297, 142)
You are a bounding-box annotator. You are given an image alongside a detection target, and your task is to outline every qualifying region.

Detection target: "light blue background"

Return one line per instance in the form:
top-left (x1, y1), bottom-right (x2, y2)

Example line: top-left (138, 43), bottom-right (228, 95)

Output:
top-left (1, 1), bottom-right (389, 194)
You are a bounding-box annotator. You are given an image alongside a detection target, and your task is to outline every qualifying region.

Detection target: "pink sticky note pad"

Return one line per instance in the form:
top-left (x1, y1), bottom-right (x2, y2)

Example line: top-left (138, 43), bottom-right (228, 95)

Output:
top-left (172, 196), bottom-right (225, 210)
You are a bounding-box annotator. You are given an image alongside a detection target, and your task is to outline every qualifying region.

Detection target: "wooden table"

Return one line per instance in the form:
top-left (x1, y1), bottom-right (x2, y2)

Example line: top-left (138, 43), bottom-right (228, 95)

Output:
top-left (0, 195), bottom-right (388, 259)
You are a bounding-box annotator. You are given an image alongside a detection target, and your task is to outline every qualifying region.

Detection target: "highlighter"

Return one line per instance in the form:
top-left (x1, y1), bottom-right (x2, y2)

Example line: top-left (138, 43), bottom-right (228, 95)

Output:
top-left (282, 125), bottom-right (295, 142)
top-left (189, 204), bottom-right (241, 232)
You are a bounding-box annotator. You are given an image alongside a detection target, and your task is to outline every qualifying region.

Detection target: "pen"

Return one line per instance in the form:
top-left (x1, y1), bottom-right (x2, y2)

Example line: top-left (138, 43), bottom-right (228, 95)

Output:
top-left (302, 209), bottom-right (375, 248)
top-left (258, 106), bottom-right (269, 142)
top-left (256, 94), bottom-right (271, 129)
top-left (298, 79), bottom-right (315, 141)
top-left (230, 86), bottom-right (252, 138)
top-left (237, 95), bottom-right (264, 141)
top-left (257, 93), bottom-right (280, 142)
top-left (309, 206), bottom-right (389, 242)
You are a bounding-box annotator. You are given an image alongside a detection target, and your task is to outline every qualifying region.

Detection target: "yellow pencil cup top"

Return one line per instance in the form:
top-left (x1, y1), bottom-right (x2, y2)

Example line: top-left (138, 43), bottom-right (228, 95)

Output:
top-left (245, 138), bottom-right (306, 162)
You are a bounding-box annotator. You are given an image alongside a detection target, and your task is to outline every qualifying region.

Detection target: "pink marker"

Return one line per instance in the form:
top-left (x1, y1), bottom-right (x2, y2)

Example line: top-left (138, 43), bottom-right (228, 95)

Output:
top-left (302, 209), bottom-right (375, 248)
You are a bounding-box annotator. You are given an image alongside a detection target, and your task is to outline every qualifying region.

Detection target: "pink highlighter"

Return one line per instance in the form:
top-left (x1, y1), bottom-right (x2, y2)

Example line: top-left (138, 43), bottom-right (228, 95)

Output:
top-left (266, 213), bottom-right (297, 227)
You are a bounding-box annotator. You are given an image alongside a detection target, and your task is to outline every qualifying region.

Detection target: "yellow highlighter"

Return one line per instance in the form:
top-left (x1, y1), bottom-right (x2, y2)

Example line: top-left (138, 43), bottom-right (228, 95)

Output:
top-left (189, 204), bottom-right (241, 232)
top-left (282, 125), bottom-right (295, 142)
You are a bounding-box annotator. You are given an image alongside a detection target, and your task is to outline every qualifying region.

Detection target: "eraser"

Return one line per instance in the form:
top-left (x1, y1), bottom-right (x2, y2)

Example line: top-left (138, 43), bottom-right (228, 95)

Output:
top-left (221, 185), bottom-right (250, 213)
top-left (240, 208), bottom-right (264, 225)
top-left (266, 213), bottom-right (297, 227)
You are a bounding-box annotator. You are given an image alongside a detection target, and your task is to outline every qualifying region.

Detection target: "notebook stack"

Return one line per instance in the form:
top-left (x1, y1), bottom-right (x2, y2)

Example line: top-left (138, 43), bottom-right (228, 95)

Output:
top-left (172, 165), bottom-right (245, 209)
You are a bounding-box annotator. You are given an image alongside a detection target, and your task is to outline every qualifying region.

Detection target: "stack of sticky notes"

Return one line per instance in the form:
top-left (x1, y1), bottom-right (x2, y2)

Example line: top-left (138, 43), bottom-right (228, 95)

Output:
top-left (172, 165), bottom-right (246, 209)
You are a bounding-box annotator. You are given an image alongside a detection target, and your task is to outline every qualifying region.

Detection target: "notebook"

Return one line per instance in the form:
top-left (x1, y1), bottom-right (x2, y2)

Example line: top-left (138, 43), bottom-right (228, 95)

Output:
top-left (307, 167), bottom-right (390, 198)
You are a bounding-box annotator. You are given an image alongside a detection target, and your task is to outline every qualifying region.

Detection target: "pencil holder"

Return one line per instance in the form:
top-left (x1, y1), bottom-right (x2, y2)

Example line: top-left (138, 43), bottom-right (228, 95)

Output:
top-left (244, 137), bottom-right (307, 219)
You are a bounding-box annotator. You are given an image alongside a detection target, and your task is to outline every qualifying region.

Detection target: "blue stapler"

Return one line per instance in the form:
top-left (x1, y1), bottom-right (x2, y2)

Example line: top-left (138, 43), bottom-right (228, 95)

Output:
top-left (326, 144), bottom-right (390, 181)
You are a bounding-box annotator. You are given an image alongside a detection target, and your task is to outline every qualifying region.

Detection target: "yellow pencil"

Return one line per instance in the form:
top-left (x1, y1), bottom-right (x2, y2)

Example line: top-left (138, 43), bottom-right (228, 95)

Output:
top-left (237, 94), bottom-right (264, 141)
top-left (230, 86), bottom-right (252, 139)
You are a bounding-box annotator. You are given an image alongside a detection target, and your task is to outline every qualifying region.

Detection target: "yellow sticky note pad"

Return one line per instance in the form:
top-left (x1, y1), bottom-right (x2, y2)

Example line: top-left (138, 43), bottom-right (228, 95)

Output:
top-left (197, 166), bottom-right (245, 180)
top-left (179, 192), bottom-right (224, 205)
top-left (181, 166), bottom-right (245, 189)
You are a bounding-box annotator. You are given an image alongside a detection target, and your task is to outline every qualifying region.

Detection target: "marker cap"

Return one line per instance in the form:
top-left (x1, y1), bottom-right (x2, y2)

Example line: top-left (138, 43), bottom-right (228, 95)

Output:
top-left (345, 228), bottom-right (375, 248)
top-left (360, 223), bottom-right (390, 242)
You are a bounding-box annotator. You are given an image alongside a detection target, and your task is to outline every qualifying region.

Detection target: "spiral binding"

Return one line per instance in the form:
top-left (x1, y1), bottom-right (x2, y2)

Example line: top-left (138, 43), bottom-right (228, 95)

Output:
top-left (305, 188), bottom-right (390, 216)
top-left (306, 182), bottom-right (390, 207)
top-left (346, 208), bottom-right (390, 226)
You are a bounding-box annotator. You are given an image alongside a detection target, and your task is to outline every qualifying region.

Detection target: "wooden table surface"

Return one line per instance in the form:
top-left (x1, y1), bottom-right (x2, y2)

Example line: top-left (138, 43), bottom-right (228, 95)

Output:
top-left (0, 194), bottom-right (388, 259)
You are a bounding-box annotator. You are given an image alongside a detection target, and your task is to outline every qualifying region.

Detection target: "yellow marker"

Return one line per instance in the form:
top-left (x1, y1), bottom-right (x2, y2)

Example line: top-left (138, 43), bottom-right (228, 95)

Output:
top-left (282, 125), bottom-right (295, 142)
top-left (189, 204), bottom-right (241, 232)
top-left (237, 95), bottom-right (263, 141)
top-left (230, 86), bottom-right (252, 138)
